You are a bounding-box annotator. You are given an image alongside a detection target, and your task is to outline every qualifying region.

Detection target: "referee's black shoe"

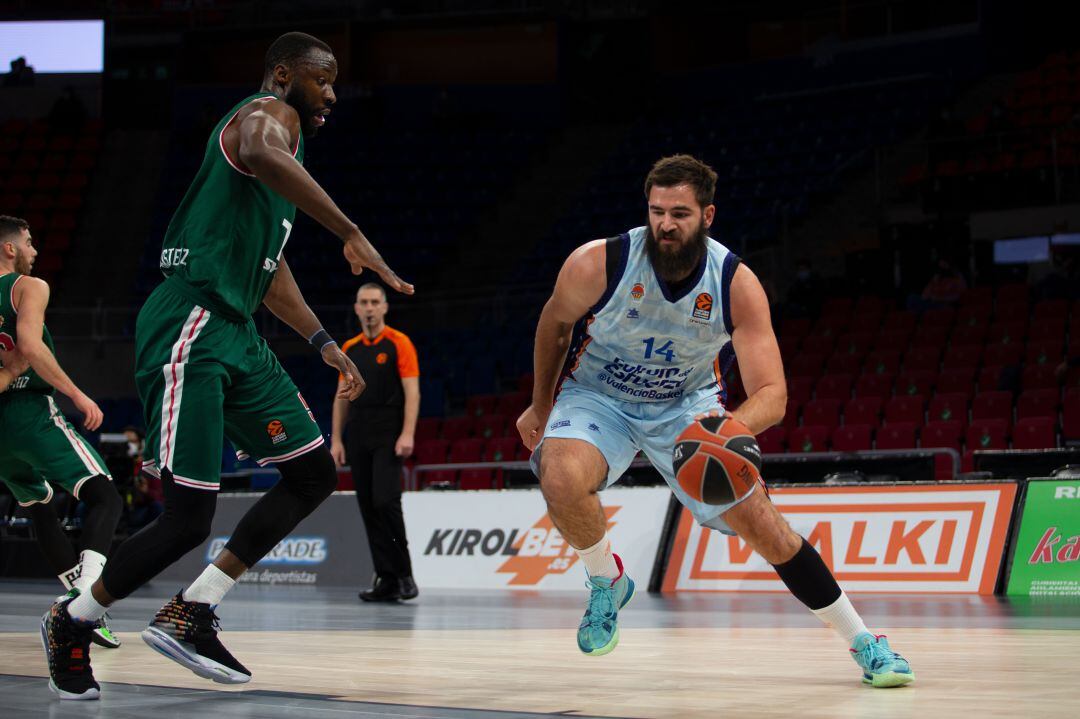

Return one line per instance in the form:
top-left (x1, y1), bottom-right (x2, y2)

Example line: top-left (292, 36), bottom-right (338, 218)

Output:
top-left (359, 575), bottom-right (401, 602)
top-left (398, 576), bottom-right (419, 600)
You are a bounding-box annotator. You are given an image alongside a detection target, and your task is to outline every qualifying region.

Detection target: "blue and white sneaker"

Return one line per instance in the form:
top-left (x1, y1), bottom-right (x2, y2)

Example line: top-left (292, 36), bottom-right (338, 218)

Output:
top-left (850, 632), bottom-right (915, 687)
top-left (577, 554), bottom-right (635, 656)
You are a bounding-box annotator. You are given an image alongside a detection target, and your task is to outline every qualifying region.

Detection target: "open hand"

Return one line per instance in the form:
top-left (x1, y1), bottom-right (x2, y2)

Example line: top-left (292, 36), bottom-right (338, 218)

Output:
top-left (344, 232), bottom-right (414, 295)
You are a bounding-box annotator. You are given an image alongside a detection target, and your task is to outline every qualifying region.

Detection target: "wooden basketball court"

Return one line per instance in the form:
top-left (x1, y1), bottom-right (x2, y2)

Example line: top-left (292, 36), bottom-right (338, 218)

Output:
top-left (1, 581), bottom-right (1077, 718)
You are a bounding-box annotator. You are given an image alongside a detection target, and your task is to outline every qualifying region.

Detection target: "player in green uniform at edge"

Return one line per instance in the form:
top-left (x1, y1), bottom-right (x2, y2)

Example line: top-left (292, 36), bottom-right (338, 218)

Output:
top-left (0, 217), bottom-right (124, 656)
top-left (43, 32), bottom-right (413, 700)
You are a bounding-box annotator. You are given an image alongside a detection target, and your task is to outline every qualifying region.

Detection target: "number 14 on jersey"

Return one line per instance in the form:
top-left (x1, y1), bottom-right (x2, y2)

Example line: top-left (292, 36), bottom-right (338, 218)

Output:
top-left (642, 337), bottom-right (676, 362)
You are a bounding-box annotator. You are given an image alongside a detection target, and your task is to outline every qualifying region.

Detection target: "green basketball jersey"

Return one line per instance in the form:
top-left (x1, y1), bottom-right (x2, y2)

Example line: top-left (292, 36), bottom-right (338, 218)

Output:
top-left (0, 272), bottom-right (55, 397)
top-left (158, 92), bottom-right (305, 320)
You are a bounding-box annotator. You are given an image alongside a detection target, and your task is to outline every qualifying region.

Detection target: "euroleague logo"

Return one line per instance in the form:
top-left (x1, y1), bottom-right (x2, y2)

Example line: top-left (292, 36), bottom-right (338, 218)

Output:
top-left (266, 419), bottom-right (288, 445)
top-left (693, 292), bottom-right (713, 321)
top-left (630, 283), bottom-right (645, 301)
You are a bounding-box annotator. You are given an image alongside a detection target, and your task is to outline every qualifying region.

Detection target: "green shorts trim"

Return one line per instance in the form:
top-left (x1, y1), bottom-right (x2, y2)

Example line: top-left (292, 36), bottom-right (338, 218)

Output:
top-left (135, 282), bottom-right (325, 491)
top-left (0, 393), bottom-right (112, 506)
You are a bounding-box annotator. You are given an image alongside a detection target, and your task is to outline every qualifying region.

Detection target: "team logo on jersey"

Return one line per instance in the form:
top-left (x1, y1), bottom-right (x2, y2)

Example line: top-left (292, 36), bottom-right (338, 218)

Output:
top-left (630, 283), bottom-right (645, 301)
top-left (376, 352), bottom-right (389, 365)
top-left (267, 419), bottom-right (288, 445)
top-left (693, 292), bottom-right (713, 321)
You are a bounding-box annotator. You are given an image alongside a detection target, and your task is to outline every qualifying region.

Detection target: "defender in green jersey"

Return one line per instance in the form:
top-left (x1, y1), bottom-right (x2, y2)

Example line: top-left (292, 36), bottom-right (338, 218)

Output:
top-left (0, 217), bottom-right (123, 683)
top-left (47, 32), bottom-right (414, 699)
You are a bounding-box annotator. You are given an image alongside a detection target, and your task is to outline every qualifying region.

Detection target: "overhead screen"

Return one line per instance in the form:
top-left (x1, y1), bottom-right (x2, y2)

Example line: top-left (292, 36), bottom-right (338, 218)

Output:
top-left (0, 20), bottom-right (104, 73)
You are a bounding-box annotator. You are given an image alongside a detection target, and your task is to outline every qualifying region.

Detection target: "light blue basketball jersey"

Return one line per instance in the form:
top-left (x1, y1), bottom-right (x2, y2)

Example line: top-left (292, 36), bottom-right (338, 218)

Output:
top-left (560, 226), bottom-right (742, 406)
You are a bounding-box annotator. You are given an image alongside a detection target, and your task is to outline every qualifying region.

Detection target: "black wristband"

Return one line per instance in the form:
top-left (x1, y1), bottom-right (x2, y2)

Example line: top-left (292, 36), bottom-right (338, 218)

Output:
top-left (308, 328), bottom-right (336, 352)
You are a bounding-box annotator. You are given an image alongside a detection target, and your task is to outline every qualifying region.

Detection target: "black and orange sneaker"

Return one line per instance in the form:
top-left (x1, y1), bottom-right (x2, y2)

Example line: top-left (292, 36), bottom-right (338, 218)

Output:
top-left (40, 595), bottom-right (100, 700)
top-left (140, 593), bottom-right (251, 684)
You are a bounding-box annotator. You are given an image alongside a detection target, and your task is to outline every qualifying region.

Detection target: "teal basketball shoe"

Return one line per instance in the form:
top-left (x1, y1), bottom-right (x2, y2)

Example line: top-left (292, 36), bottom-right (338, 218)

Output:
top-left (577, 554), bottom-right (635, 656)
top-left (850, 632), bottom-right (915, 687)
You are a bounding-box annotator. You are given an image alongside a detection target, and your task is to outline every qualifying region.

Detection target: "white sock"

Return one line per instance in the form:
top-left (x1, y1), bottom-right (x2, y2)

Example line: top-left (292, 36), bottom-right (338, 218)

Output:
top-left (67, 589), bottom-right (109, 623)
top-left (811, 591), bottom-right (870, 645)
top-left (58, 564), bottom-right (80, 592)
top-left (182, 564), bottom-right (236, 606)
top-left (74, 550), bottom-right (106, 594)
top-left (575, 533), bottom-right (619, 579)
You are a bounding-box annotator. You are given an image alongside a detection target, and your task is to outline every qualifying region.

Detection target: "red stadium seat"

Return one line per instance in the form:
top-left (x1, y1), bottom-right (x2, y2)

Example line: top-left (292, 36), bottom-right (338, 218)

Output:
top-left (1033, 299), bottom-right (1068, 321)
top-left (1025, 339), bottom-right (1064, 366)
top-left (825, 352), bottom-right (863, 375)
top-left (1012, 417), bottom-right (1057, 449)
top-left (882, 310), bottom-right (917, 335)
top-left (876, 422), bottom-right (918, 449)
top-left (802, 399), bottom-right (842, 431)
top-left (786, 376), bottom-right (815, 404)
top-left (414, 439), bottom-right (454, 486)
top-left (966, 419), bottom-right (1009, 451)
top-left (910, 324), bottom-right (951, 349)
top-left (780, 318), bottom-right (813, 342)
top-left (976, 365), bottom-right (1008, 393)
top-left (885, 395), bottom-right (926, 424)
top-left (757, 426), bottom-right (786, 454)
top-left (1022, 363), bottom-right (1059, 390)
top-left (801, 335), bottom-right (836, 355)
top-left (474, 414), bottom-right (508, 439)
top-left (835, 332), bottom-right (875, 357)
top-left (986, 323), bottom-right (1027, 347)
top-left (465, 393), bottom-right (500, 417)
top-left (903, 347), bottom-right (942, 373)
top-left (873, 330), bottom-right (911, 351)
top-left (895, 371), bottom-right (935, 397)
top-left (928, 393), bottom-right (969, 424)
top-left (935, 368), bottom-right (976, 398)
top-left (983, 342), bottom-right (1023, 368)
top-left (950, 324), bottom-right (988, 346)
top-left (495, 391), bottom-right (529, 418)
top-left (844, 396), bottom-right (883, 426)
top-left (972, 391), bottom-right (1014, 426)
top-left (1016, 389), bottom-right (1060, 420)
top-left (815, 373), bottom-right (854, 401)
top-left (942, 345), bottom-right (983, 372)
top-left (440, 416), bottom-right (474, 441)
top-left (1029, 318), bottom-right (1067, 341)
top-left (995, 303), bottom-right (1030, 324)
top-left (832, 424), bottom-right (873, 452)
top-left (416, 417), bottom-right (440, 442)
top-left (789, 426), bottom-right (830, 453)
top-left (865, 350), bottom-right (901, 376)
top-left (782, 397), bottom-right (802, 434)
top-left (1063, 388), bottom-right (1080, 442)
top-left (854, 372), bottom-right (894, 399)
top-left (921, 420), bottom-right (964, 452)
top-left (789, 352), bottom-right (827, 378)
top-left (484, 437), bottom-right (520, 463)
top-left (451, 438), bottom-right (490, 489)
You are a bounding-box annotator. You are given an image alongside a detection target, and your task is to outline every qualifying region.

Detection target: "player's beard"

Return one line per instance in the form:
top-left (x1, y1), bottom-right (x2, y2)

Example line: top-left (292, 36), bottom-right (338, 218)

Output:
top-left (645, 219), bottom-right (708, 283)
top-left (13, 248), bottom-right (33, 276)
top-left (285, 84), bottom-right (319, 137)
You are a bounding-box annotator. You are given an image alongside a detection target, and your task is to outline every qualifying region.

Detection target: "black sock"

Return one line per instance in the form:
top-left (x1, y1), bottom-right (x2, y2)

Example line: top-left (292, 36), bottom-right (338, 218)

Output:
top-left (771, 538), bottom-right (842, 610)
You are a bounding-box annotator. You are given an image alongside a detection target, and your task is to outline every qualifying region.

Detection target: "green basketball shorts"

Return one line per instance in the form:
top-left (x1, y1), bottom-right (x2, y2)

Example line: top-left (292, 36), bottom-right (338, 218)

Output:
top-left (0, 392), bottom-right (112, 505)
top-left (135, 282), bottom-right (324, 491)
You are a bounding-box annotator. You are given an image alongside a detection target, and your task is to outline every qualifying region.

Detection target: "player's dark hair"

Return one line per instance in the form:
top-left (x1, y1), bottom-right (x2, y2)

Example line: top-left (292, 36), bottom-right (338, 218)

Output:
top-left (0, 215), bottom-right (29, 242)
top-left (264, 32), bottom-right (332, 74)
top-left (645, 154), bottom-right (718, 209)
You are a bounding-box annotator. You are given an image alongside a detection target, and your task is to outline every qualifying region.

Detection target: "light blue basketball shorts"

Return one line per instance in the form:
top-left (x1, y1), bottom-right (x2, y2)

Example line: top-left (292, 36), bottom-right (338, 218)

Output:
top-left (530, 380), bottom-right (759, 534)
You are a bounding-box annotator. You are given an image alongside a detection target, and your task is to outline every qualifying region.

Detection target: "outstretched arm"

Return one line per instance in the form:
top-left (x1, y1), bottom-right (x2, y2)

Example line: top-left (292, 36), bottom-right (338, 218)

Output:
top-left (13, 278), bottom-right (103, 429)
top-left (727, 264), bottom-right (787, 434)
top-left (263, 257), bottom-right (365, 401)
top-left (237, 101), bottom-right (413, 295)
top-left (516, 240), bottom-right (606, 450)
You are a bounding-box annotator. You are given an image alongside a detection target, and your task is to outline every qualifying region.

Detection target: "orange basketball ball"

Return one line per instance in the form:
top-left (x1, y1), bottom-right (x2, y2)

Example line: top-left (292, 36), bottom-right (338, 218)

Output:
top-left (673, 415), bottom-right (763, 505)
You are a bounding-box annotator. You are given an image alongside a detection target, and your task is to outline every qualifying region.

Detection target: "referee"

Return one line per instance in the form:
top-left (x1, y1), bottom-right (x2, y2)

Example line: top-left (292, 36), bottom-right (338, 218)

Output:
top-left (331, 283), bottom-right (420, 602)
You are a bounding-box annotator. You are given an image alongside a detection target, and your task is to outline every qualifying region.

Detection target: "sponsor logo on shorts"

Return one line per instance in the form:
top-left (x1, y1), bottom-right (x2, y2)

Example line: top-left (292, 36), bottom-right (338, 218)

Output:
top-left (693, 292), bottom-right (713, 321)
top-left (630, 283), bottom-right (645, 301)
top-left (549, 419), bottom-right (571, 430)
top-left (588, 423), bottom-right (601, 433)
top-left (376, 352), bottom-right (389, 365)
top-left (267, 419), bottom-right (288, 445)
top-left (207, 536), bottom-right (327, 564)
top-left (422, 506), bottom-right (621, 585)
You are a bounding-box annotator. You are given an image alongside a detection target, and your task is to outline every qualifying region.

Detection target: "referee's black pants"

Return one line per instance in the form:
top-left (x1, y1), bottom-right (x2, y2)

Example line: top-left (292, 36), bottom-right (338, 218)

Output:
top-left (346, 423), bottom-right (413, 581)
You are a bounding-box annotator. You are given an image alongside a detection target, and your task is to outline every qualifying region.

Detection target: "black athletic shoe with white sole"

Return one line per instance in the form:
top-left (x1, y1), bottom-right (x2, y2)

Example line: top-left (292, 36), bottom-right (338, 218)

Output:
top-left (40, 595), bottom-right (100, 700)
top-left (140, 593), bottom-right (251, 684)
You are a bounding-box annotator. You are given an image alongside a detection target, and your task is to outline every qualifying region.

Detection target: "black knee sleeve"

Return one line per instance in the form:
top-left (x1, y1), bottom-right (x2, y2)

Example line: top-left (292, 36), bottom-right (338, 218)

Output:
top-left (75, 475), bottom-right (123, 557)
top-left (28, 502), bottom-right (79, 576)
top-left (225, 445), bottom-right (337, 566)
top-left (100, 470), bottom-right (217, 600)
top-left (771, 538), bottom-right (842, 610)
